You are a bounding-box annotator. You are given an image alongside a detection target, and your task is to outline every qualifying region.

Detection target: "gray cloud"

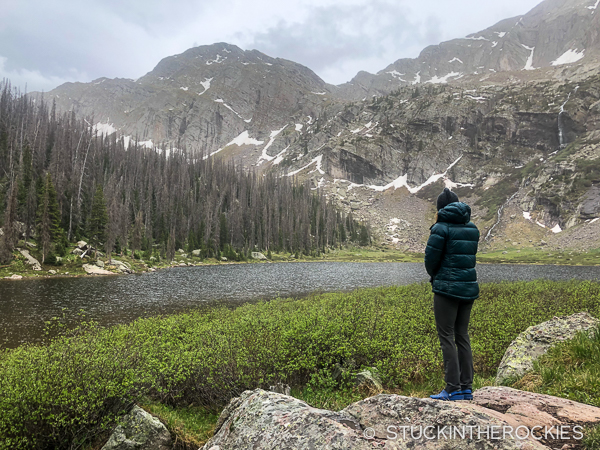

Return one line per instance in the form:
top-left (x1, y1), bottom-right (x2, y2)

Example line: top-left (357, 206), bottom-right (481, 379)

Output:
top-left (0, 0), bottom-right (544, 91)
top-left (245, 1), bottom-right (429, 77)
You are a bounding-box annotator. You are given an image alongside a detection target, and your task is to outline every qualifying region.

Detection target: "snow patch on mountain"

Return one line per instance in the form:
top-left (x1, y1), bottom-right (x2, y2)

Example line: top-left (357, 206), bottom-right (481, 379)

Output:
top-left (522, 45), bottom-right (536, 70)
top-left (427, 72), bottom-right (462, 84)
top-left (295, 124), bottom-right (303, 132)
top-left (95, 122), bottom-right (117, 136)
top-left (412, 72), bottom-right (421, 85)
top-left (214, 99), bottom-right (251, 122)
top-left (138, 139), bottom-right (154, 149)
top-left (551, 49), bottom-right (585, 65)
top-left (448, 57), bottom-right (463, 64)
top-left (207, 131), bottom-right (264, 159)
top-left (287, 155), bottom-right (325, 176)
top-left (198, 78), bottom-right (213, 95)
top-left (206, 54), bottom-right (226, 65)
top-left (587, 0), bottom-right (599, 10)
top-left (341, 156), bottom-right (464, 194)
top-left (257, 125), bottom-right (287, 165)
top-left (387, 70), bottom-right (406, 81)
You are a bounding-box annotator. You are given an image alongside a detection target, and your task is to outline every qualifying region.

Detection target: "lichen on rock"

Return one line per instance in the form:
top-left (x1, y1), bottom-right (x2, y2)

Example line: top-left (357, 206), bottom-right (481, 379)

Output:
top-left (495, 312), bottom-right (599, 384)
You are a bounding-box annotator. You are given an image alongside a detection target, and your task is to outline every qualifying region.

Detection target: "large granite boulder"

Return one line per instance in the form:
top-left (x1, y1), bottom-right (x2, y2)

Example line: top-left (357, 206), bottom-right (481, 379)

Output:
top-left (203, 388), bottom-right (582, 449)
top-left (470, 386), bottom-right (600, 429)
top-left (496, 312), bottom-right (599, 384)
top-left (18, 249), bottom-right (42, 271)
top-left (101, 405), bottom-right (172, 450)
top-left (82, 264), bottom-right (114, 275)
top-left (106, 259), bottom-right (133, 273)
top-left (251, 252), bottom-right (267, 260)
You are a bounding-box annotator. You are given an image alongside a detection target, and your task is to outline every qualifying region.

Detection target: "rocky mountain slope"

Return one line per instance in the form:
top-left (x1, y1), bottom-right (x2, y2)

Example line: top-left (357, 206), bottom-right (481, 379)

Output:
top-left (336, 0), bottom-right (600, 100)
top-left (42, 43), bottom-right (333, 154)
top-left (34, 0), bottom-right (600, 252)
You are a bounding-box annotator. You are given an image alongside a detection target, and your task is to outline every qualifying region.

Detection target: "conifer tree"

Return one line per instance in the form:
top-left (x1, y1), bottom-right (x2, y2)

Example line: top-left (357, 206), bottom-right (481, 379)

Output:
top-left (89, 184), bottom-right (108, 258)
top-left (131, 210), bottom-right (143, 258)
top-left (36, 174), bottom-right (62, 263)
top-left (0, 182), bottom-right (18, 264)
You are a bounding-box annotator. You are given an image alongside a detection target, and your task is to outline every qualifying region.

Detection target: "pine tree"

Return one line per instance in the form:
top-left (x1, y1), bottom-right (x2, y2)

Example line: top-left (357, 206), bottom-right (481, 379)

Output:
top-left (166, 230), bottom-right (175, 261)
top-left (36, 174), bottom-right (62, 263)
top-left (131, 210), bottom-right (143, 258)
top-left (89, 184), bottom-right (108, 258)
top-left (0, 182), bottom-right (18, 264)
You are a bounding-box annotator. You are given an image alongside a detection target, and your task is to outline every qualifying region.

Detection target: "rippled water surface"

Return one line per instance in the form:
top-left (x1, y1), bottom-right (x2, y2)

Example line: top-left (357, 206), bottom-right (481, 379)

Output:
top-left (1, 262), bottom-right (599, 348)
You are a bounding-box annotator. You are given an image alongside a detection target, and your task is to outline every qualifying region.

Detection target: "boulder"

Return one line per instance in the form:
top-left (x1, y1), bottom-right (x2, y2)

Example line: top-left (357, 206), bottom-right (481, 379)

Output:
top-left (202, 389), bottom-right (562, 450)
top-left (202, 389), bottom-right (366, 450)
top-left (95, 260), bottom-right (105, 268)
top-left (83, 264), bottom-right (114, 275)
top-left (101, 405), bottom-right (171, 450)
top-left (470, 386), bottom-right (600, 429)
top-left (107, 259), bottom-right (131, 270)
top-left (76, 241), bottom-right (88, 249)
top-left (18, 249), bottom-right (42, 271)
top-left (177, 248), bottom-right (185, 254)
top-left (72, 248), bottom-right (84, 255)
top-left (251, 252), bottom-right (268, 260)
top-left (221, 256), bottom-right (228, 261)
top-left (5, 274), bottom-right (23, 280)
top-left (48, 270), bottom-right (57, 275)
top-left (192, 249), bottom-right (202, 256)
top-left (496, 312), bottom-right (599, 384)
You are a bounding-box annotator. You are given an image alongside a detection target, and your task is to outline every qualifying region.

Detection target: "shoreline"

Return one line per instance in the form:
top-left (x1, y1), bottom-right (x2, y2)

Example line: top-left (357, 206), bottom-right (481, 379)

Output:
top-left (3, 247), bottom-right (600, 281)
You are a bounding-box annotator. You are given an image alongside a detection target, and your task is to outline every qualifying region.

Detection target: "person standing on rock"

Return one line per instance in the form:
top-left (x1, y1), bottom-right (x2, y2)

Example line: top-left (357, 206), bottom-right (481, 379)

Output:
top-left (425, 187), bottom-right (479, 401)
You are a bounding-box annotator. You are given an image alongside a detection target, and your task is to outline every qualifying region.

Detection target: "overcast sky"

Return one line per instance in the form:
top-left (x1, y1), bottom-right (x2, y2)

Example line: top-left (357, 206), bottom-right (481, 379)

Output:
top-left (0, 0), bottom-right (543, 92)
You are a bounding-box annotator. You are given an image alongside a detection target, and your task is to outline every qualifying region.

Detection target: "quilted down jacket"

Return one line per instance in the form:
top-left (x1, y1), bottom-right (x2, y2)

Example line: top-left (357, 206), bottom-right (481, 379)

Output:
top-left (424, 202), bottom-right (480, 302)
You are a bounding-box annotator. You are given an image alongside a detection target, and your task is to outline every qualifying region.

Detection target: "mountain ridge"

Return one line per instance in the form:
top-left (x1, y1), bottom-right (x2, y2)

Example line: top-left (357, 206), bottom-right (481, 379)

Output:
top-left (29, 0), bottom-right (600, 252)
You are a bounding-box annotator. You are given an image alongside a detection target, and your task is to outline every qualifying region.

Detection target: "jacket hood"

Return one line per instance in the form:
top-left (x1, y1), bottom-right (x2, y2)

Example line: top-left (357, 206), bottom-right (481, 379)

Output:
top-left (437, 202), bottom-right (471, 224)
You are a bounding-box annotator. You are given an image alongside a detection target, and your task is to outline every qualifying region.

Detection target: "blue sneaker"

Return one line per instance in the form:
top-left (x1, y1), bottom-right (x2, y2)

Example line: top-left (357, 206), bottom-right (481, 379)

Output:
top-left (430, 389), bottom-right (464, 401)
top-left (458, 389), bottom-right (473, 400)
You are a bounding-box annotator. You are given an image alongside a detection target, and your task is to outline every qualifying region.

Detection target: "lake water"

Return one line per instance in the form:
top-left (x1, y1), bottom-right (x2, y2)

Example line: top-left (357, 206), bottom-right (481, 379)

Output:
top-left (1, 262), bottom-right (600, 348)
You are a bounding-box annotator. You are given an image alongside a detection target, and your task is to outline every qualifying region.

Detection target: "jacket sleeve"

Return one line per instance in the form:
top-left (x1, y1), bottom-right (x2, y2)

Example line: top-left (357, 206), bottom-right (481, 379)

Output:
top-left (424, 223), bottom-right (447, 278)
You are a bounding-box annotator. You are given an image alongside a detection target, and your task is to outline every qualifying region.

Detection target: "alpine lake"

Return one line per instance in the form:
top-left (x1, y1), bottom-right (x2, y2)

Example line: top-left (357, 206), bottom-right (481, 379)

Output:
top-left (2, 261), bottom-right (600, 348)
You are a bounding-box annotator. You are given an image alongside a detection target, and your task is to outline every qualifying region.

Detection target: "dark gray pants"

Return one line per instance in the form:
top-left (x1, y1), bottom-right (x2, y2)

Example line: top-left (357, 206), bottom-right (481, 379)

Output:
top-left (433, 293), bottom-right (474, 393)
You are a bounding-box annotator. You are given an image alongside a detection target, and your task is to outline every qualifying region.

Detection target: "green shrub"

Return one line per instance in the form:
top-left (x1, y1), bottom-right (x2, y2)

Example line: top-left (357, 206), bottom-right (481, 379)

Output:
top-left (1, 280), bottom-right (599, 449)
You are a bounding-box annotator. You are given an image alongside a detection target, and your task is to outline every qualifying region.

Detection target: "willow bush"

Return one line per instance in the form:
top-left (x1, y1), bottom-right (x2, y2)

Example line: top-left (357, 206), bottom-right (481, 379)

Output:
top-left (1, 280), bottom-right (599, 449)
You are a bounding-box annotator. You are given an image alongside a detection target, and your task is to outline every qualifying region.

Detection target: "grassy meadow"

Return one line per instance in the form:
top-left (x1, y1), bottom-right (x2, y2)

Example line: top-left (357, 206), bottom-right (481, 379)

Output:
top-left (1, 280), bottom-right (599, 449)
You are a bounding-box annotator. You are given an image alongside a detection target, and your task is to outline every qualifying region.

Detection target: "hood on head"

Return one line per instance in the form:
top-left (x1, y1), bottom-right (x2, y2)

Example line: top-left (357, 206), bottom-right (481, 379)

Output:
top-left (437, 202), bottom-right (471, 224)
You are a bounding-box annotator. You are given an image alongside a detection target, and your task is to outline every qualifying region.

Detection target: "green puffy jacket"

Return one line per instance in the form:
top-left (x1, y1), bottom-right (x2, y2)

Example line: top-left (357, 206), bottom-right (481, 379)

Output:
top-left (424, 202), bottom-right (480, 302)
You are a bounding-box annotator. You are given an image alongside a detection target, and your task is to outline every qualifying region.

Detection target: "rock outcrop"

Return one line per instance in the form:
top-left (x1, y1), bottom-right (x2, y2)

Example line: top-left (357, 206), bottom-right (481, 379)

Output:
top-left (496, 312), bottom-right (599, 384)
top-left (202, 387), bottom-right (600, 450)
top-left (82, 264), bottom-right (114, 275)
top-left (471, 386), bottom-right (600, 429)
top-left (101, 405), bottom-right (172, 450)
top-left (18, 249), bottom-right (42, 271)
top-left (4, 274), bottom-right (23, 280)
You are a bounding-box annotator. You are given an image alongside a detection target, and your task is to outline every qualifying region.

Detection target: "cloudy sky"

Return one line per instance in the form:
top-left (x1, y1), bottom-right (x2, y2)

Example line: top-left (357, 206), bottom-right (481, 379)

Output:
top-left (1, 0), bottom-right (543, 92)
